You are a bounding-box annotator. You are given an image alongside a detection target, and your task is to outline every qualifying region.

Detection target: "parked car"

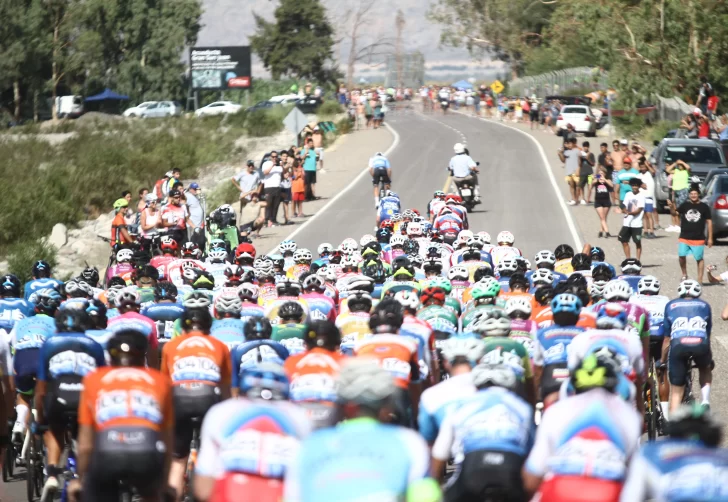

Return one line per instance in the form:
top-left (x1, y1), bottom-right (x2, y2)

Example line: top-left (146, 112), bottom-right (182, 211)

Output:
top-left (123, 101), bottom-right (158, 118)
top-left (702, 167), bottom-right (728, 195)
top-left (194, 101), bottom-right (242, 117)
top-left (296, 96), bottom-right (323, 114)
top-left (140, 101), bottom-right (182, 118)
top-left (649, 138), bottom-right (727, 212)
top-left (555, 105), bottom-right (598, 136)
top-left (55, 95), bottom-right (84, 118)
top-left (269, 94), bottom-right (300, 105)
top-left (701, 174), bottom-right (728, 239)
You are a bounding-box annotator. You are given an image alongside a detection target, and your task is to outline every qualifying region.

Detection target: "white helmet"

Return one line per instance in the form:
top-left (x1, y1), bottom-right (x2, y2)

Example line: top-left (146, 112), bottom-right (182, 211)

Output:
top-left (115, 286), bottom-right (141, 308)
top-left (471, 363), bottom-right (519, 392)
top-left (116, 249), bottom-right (133, 263)
top-left (316, 265), bottom-right (338, 282)
top-left (394, 290), bottom-right (421, 311)
top-left (390, 235), bottom-right (406, 248)
top-left (466, 236), bottom-right (483, 249)
top-left (448, 265), bottom-right (469, 281)
top-left (208, 249), bottom-right (228, 263)
top-left (453, 142), bottom-right (466, 154)
top-left (238, 283), bottom-right (259, 302)
top-left (215, 292), bottom-right (242, 315)
top-left (637, 275), bottom-right (661, 295)
top-left (505, 296), bottom-right (532, 317)
top-left (279, 240), bottom-right (297, 254)
top-left (440, 337), bottom-right (486, 365)
top-left (302, 274), bottom-right (325, 291)
top-left (497, 257), bottom-right (519, 275)
top-left (496, 231), bottom-right (515, 245)
top-left (293, 248), bottom-right (313, 263)
top-left (602, 279), bottom-right (633, 302)
top-left (340, 238), bottom-right (358, 255)
top-left (317, 243), bottom-right (334, 256)
top-left (590, 280), bottom-right (607, 299)
top-left (534, 250), bottom-right (556, 266)
top-left (531, 268), bottom-right (554, 286)
top-left (359, 234), bottom-right (376, 247)
top-left (477, 231), bottom-right (491, 244)
top-left (407, 222), bottom-right (423, 237)
top-left (678, 279), bottom-right (702, 298)
top-left (340, 255), bottom-right (359, 268)
top-left (456, 230), bottom-right (474, 245)
top-left (469, 311), bottom-right (511, 337)
top-left (254, 260), bottom-right (275, 279)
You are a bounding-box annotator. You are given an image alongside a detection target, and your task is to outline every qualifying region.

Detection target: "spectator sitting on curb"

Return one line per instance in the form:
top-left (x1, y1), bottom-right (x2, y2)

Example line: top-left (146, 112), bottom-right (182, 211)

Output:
top-left (231, 160), bottom-right (261, 214)
top-left (239, 192), bottom-right (266, 239)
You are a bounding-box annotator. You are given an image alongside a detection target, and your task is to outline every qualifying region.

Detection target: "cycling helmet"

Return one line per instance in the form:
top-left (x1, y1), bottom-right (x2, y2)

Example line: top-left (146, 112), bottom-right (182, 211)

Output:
top-left (665, 402), bottom-right (723, 447)
top-left (455, 230), bottom-right (474, 247)
top-left (279, 301), bottom-right (305, 322)
top-left (270, 255), bottom-right (285, 271)
top-left (551, 293), bottom-right (583, 316)
top-left (254, 260), bottom-right (275, 279)
top-left (440, 336), bottom-right (487, 366)
top-left (462, 246), bottom-right (482, 262)
top-left (359, 234), bottom-right (377, 248)
top-left (160, 236), bottom-right (178, 253)
top-left (531, 268), bottom-right (555, 286)
top-left (401, 240), bottom-right (418, 257)
top-left (369, 299), bottom-right (404, 333)
top-left (595, 303), bottom-right (628, 330)
top-left (235, 283), bottom-right (258, 303)
top-left (182, 291), bottom-right (212, 310)
top-left (466, 236), bottom-right (484, 250)
top-left (402, 209), bottom-right (416, 220)
top-left (535, 285), bottom-right (555, 306)
top-left (571, 253), bottom-right (592, 271)
top-left (496, 257), bottom-right (518, 276)
top-left (340, 255), bottom-right (359, 272)
top-left (154, 281), bottom-right (178, 302)
top-left (477, 231), bottom-right (491, 244)
top-left (590, 280), bottom-right (607, 300)
top-left (235, 243), bottom-right (257, 262)
top-left (637, 275), bottom-right (661, 295)
top-left (447, 265), bottom-right (469, 282)
top-left (434, 190), bottom-right (446, 199)
top-left (223, 264), bottom-right (245, 282)
top-left (469, 309), bottom-right (511, 337)
top-left (78, 266), bottom-right (100, 287)
top-left (340, 238), bottom-right (358, 255)
top-left (105, 283), bottom-right (125, 306)
top-left (386, 190), bottom-right (399, 199)
top-left (113, 286), bottom-right (141, 308)
top-left (55, 302), bottom-right (91, 332)
top-left (427, 277), bottom-right (452, 295)
top-left (390, 234), bottom-right (406, 248)
top-left (590, 246), bottom-right (606, 262)
top-left (592, 264), bottom-right (614, 282)
top-left (32, 260), bottom-right (52, 278)
top-left (208, 248), bottom-right (228, 264)
top-left (496, 231), bottom-right (515, 245)
top-left (239, 362), bottom-right (290, 401)
top-left (214, 292), bottom-right (243, 316)
top-left (472, 363), bottom-right (519, 393)
top-left (505, 296), bottom-right (532, 318)
top-left (566, 273), bottom-right (588, 291)
top-left (279, 240), bottom-right (297, 255)
top-left (508, 273), bottom-right (529, 291)
top-left (534, 250), bottom-right (556, 267)
top-left (423, 259), bottom-right (443, 275)
top-left (63, 279), bottom-right (90, 299)
top-left (34, 288), bottom-right (62, 315)
top-left (453, 142), bottom-right (466, 154)
top-left (337, 358), bottom-right (395, 408)
top-left (345, 275), bottom-right (375, 294)
top-left (393, 290), bottom-right (421, 312)
top-left (602, 279), bottom-right (632, 302)
top-left (376, 228), bottom-right (392, 244)
top-left (317, 243), bottom-right (334, 257)
top-left (276, 278), bottom-right (302, 297)
top-left (678, 279), bottom-right (702, 298)
top-left (390, 213), bottom-right (403, 223)
top-left (302, 274), bottom-right (325, 292)
top-left (620, 258), bottom-right (642, 275)
top-left (0, 274), bottom-right (21, 297)
top-left (362, 262), bottom-right (387, 284)
top-left (116, 249), bottom-right (133, 263)
top-left (406, 222), bottom-right (423, 237)
top-left (571, 353), bottom-right (619, 394)
top-left (293, 248), bottom-right (313, 264)
top-left (409, 254), bottom-right (424, 268)
top-left (182, 242), bottom-right (202, 259)
top-left (420, 287), bottom-right (446, 306)
top-left (180, 304), bottom-right (213, 332)
top-left (554, 244), bottom-right (574, 261)
top-left (473, 266), bottom-right (493, 283)
top-left (190, 270), bottom-right (215, 291)
top-left (85, 299), bottom-right (108, 327)
top-left (243, 317), bottom-right (272, 340)
top-left (471, 278), bottom-right (501, 301)
top-left (347, 291), bottom-right (373, 313)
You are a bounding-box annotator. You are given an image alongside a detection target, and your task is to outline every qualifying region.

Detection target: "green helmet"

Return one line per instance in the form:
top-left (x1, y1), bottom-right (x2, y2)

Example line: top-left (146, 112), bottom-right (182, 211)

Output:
top-left (427, 277), bottom-right (452, 295)
top-left (471, 278), bottom-right (501, 301)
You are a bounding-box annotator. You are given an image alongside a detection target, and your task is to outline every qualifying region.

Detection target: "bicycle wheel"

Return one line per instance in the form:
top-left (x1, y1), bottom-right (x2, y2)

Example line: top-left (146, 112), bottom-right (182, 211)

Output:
top-left (645, 376), bottom-right (658, 441)
top-left (26, 434), bottom-right (40, 502)
top-left (3, 441), bottom-right (14, 482)
top-left (682, 365), bottom-right (695, 404)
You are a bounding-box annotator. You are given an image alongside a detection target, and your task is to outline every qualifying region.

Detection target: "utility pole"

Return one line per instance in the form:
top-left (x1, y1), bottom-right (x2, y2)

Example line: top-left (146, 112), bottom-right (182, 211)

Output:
top-left (395, 9), bottom-right (405, 88)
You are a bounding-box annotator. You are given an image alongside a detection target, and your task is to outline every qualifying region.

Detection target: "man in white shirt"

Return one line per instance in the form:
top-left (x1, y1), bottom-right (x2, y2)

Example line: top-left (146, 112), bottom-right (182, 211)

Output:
top-left (637, 160), bottom-right (657, 238)
top-left (262, 151), bottom-right (283, 227)
top-left (448, 143), bottom-right (480, 202)
top-left (185, 182), bottom-right (205, 247)
top-left (618, 178), bottom-right (646, 261)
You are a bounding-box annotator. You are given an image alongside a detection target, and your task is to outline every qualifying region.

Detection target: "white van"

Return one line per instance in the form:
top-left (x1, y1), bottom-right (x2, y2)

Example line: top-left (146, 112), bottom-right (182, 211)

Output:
top-left (55, 95), bottom-right (84, 118)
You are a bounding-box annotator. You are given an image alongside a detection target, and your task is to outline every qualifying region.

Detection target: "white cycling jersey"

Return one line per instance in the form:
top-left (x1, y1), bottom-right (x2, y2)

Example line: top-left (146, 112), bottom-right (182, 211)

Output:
top-left (417, 372), bottom-right (476, 444)
top-left (567, 329), bottom-right (645, 380)
top-left (629, 294), bottom-right (670, 337)
top-left (490, 246), bottom-right (522, 267)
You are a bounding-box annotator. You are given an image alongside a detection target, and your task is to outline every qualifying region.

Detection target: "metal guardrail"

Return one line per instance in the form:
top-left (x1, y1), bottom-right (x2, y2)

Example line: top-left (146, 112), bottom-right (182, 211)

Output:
top-left (509, 67), bottom-right (608, 98)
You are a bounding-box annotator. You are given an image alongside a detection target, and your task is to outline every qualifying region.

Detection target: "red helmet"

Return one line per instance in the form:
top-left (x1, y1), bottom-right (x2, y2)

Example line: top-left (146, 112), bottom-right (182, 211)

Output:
top-left (410, 208), bottom-right (421, 216)
top-left (380, 220), bottom-right (394, 230)
top-left (160, 236), bottom-right (178, 253)
top-left (445, 194), bottom-right (462, 204)
top-left (420, 287), bottom-right (446, 306)
top-left (235, 243), bottom-right (257, 261)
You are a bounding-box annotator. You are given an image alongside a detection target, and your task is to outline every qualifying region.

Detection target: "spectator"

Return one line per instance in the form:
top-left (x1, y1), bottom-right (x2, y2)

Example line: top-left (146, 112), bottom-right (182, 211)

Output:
top-left (137, 188), bottom-right (149, 213)
top-left (598, 142), bottom-right (614, 184)
top-left (262, 150), bottom-right (283, 227)
top-left (681, 113), bottom-right (699, 138)
top-left (154, 170), bottom-right (173, 201)
top-left (302, 138), bottom-right (319, 201)
top-left (140, 193), bottom-right (162, 238)
top-left (291, 159), bottom-right (306, 218)
top-left (528, 98), bottom-right (539, 130)
top-left (186, 183), bottom-right (205, 248)
top-left (696, 75), bottom-right (714, 116)
top-left (577, 141), bottom-right (595, 205)
top-left (161, 189), bottom-right (190, 244)
top-left (618, 178), bottom-right (646, 260)
top-left (165, 168), bottom-right (182, 198)
top-left (616, 156), bottom-right (640, 209)
top-left (231, 160), bottom-right (261, 214)
top-left (279, 151), bottom-right (293, 225)
top-left (637, 159), bottom-right (657, 238)
top-left (665, 159), bottom-right (692, 232)
top-left (698, 113), bottom-right (711, 138)
top-left (589, 166), bottom-right (614, 238)
top-left (678, 184), bottom-right (713, 283)
top-left (312, 127), bottom-right (325, 171)
top-left (122, 190), bottom-right (132, 203)
top-left (111, 198), bottom-right (134, 247)
top-left (610, 139), bottom-right (628, 204)
top-left (558, 138), bottom-right (581, 205)
top-left (239, 192), bottom-right (266, 239)
top-left (561, 124), bottom-right (577, 146)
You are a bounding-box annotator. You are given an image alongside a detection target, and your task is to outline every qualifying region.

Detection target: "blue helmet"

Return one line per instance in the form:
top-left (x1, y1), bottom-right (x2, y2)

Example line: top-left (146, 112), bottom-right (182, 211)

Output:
top-left (590, 246), bottom-right (606, 262)
top-left (551, 293), bottom-right (583, 316)
top-left (34, 288), bottom-right (62, 315)
top-left (376, 227), bottom-right (392, 244)
top-left (239, 363), bottom-right (290, 401)
top-left (595, 303), bottom-right (628, 330)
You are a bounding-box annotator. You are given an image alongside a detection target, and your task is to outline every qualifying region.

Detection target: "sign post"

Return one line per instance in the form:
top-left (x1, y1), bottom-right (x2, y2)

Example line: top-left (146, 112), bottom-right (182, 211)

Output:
top-left (490, 80), bottom-right (504, 95)
top-left (283, 107), bottom-right (309, 146)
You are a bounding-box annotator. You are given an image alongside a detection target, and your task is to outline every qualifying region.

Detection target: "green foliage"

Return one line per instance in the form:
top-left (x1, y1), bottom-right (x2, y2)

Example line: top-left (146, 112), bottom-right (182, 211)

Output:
top-left (245, 107), bottom-right (288, 138)
top-left (316, 101), bottom-right (343, 119)
top-left (7, 239), bottom-right (58, 285)
top-left (206, 181), bottom-right (240, 212)
top-left (336, 117), bottom-right (353, 136)
top-left (646, 120), bottom-right (682, 144)
top-left (613, 113), bottom-right (647, 139)
top-left (250, 0), bottom-right (338, 84)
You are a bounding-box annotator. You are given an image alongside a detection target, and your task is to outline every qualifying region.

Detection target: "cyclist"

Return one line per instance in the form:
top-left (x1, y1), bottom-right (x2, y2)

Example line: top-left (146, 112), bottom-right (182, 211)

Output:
top-left (84, 299), bottom-right (112, 359)
top-left (449, 142), bottom-right (481, 203)
top-left (376, 190), bottom-right (401, 226)
top-left (9, 288), bottom-right (60, 443)
top-left (417, 285), bottom-right (459, 339)
top-left (394, 290), bottom-right (437, 384)
top-left (428, 190), bottom-right (447, 220)
top-left (140, 281), bottom-right (184, 341)
top-left (105, 248), bottom-right (136, 285)
top-left (287, 248), bottom-right (313, 280)
top-left (570, 253), bottom-right (593, 284)
top-left (447, 265), bottom-right (471, 303)
top-left (530, 249), bottom-right (568, 284)
top-left (490, 231), bottom-right (521, 266)
top-left (505, 296), bottom-right (538, 360)
top-left (205, 247), bottom-right (231, 289)
top-left (553, 244), bottom-right (575, 275)
top-left (623, 403), bottom-right (728, 500)
top-left (664, 279), bottom-right (713, 412)
top-left (230, 318), bottom-right (289, 387)
top-left (431, 363), bottom-right (534, 502)
top-left (283, 320), bottom-right (346, 428)
top-left (300, 273), bottom-right (337, 322)
top-left (369, 152), bottom-right (392, 206)
top-left (133, 264), bottom-right (159, 303)
top-left (617, 257), bottom-right (644, 293)
top-left (589, 245), bottom-right (616, 278)
top-left (237, 283), bottom-right (265, 323)
top-left (73, 329), bottom-right (174, 502)
top-left (499, 272), bottom-right (534, 307)
top-left (263, 279), bottom-right (310, 323)
top-left (523, 354), bottom-right (641, 501)
top-left (210, 290), bottom-right (245, 350)
top-left (161, 305), bottom-right (231, 499)
top-left (150, 235), bottom-right (180, 280)
top-left (460, 278), bottom-right (502, 332)
top-left (433, 207), bottom-right (464, 245)
top-left (529, 268), bottom-right (556, 293)
top-left (284, 358), bottom-right (439, 502)
top-left (601, 279), bottom-right (650, 367)
top-left (336, 290), bottom-right (373, 355)
top-left (271, 301), bottom-right (308, 355)
top-left (107, 287), bottom-right (159, 367)
top-left (0, 274), bottom-right (34, 336)
top-left (24, 260), bottom-right (62, 302)
top-left (36, 305), bottom-right (106, 500)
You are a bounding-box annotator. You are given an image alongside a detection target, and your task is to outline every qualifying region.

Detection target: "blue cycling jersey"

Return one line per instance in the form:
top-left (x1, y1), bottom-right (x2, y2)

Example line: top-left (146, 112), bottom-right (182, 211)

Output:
top-left (211, 318), bottom-right (245, 350)
top-left (37, 332), bottom-right (106, 382)
top-left (617, 274), bottom-right (644, 293)
top-left (418, 373), bottom-right (475, 443)
top-left (0, 298), bottom-right (34, 332)
top-left (24, 278), bottom-right (63, 301)
top-left (534, 325), bottom-right (585, 366)
top-left (240, 302), bottom-right (265, 324)
top-left (370, 155), bottom-right (391, 170)
top-left (230, 340), bottom-right (289, 387)
top-left (141, 302), bottom-right (185, 339)
top-left (372, 284), bottom-right (383, 300)
top-left (663, 298), bottom-right (712, 341)
top-left (84, 329), bottom-right (113, 353)
top-left (11, 314), bottom-right (55, 351)
top-left (497, 278), bottom-right (512, 292)
top-left (457, 251), bottom-right (494, 270)
top-left (378, 196), bottom-right (401, 222)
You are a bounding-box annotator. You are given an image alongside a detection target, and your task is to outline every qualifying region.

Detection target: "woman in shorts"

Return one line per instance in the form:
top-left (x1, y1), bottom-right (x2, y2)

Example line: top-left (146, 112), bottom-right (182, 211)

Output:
top-left (590, 166), bottom-right (614, 238)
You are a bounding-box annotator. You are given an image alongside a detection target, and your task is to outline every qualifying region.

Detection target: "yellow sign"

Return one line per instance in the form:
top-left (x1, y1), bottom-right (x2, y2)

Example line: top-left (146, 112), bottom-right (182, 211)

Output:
top-left (490, 80), bottom-right (504, 94)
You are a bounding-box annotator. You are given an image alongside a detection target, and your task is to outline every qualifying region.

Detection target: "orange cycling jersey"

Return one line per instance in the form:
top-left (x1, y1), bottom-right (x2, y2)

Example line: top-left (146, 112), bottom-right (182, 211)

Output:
top-left (284, 348), bottom-right (347, 403)
top-left (161, 332), bottom-right (232, 388)
top-left (498, 291), bottom-right (538, 312)
top-left (79, 367), bottom-right (174, 432)
top-left (354, 334), bottom-right (419, 389)
top-left (534, 308), bottom-right (597, 330)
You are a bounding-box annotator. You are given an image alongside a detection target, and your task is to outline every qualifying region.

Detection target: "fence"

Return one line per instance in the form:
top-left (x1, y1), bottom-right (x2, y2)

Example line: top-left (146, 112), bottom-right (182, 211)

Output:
top-left (508, 67), bottom-right (609, 98)
top-left (383, 52), bottom-right (426, 89)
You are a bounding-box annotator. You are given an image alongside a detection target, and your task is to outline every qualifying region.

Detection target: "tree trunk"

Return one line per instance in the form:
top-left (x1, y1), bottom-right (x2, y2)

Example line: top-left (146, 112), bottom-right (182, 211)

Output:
top-left (51, 11), bottom-right (60, 122)
top-left (347, 22), bottom-right (358, 89)
top-left (13, 80), bottom-right (21, 122)
top-left (33, 89), bottom-right (39, 123)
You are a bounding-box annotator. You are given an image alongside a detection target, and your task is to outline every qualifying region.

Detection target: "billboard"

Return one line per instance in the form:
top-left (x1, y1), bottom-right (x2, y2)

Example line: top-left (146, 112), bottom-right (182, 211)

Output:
top-left (190, 46), bottom-right (252, 90)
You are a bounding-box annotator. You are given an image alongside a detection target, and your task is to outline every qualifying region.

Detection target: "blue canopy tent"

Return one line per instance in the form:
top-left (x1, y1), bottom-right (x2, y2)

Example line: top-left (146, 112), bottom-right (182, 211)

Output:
top-left (452, 80), bottom-right (473, 90)
top-left (85, 88), bottom-right (129, 102)
top-left (84, 88), bottom-right (129, 114)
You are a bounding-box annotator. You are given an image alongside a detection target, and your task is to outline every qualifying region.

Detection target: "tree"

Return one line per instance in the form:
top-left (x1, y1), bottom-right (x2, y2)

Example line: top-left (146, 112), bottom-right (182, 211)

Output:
top-left (46, 0), bottom-right (86, 120)
top-left (250, 0), bottom-right (338, 84)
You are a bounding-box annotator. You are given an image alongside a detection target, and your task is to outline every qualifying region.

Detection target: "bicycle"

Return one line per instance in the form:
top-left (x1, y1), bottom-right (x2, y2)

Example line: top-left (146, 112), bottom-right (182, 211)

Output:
top-left (644, 357), bottom-right (664, 440)
top-left (181, 417), bottom-right (203, 502)
top-left (59, 415), bottom-right (79, 502)
top-left (25, 422), bottom-right (44, 502)
top-left (3, 435), bottom-right (15, 482)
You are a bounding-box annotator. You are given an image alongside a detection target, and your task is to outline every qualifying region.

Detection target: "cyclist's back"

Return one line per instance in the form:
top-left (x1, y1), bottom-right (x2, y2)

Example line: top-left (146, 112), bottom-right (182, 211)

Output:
top-left (630, 293), bottom-right (669, 337)
top-left (24, 277), bottom-right (62, 301)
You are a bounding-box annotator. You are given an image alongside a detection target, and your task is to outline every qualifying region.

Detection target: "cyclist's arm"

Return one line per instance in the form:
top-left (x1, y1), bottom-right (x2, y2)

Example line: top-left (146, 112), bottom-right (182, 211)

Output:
top-left (194, 410), bottom-right (225, 501)
top-left (430, 414), bottom-right (454, 482)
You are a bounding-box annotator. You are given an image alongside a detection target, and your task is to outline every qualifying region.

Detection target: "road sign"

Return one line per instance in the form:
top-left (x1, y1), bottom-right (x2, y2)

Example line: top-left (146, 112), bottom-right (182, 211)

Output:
top-left (490, 80), bottom-right (504, 94)
top-left (283, 107), bottom-right (308, 136)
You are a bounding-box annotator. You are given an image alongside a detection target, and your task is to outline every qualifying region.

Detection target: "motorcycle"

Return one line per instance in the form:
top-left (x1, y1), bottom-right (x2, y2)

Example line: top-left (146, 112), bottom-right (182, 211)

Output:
top-left (451, 161), bottom-right (480, 212)
top-left (440, 99), bottom-right (450, 113)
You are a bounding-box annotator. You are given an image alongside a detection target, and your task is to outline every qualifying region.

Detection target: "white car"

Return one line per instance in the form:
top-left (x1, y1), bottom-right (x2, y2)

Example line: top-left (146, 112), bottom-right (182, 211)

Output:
top-left (194, 101), bottom-right (242, 117)
top-left (123, 101), bottom-right (158, 118)
top-left (140, 101), bottom-right (182, 118)
top-left (556, 105), bottom-right (598, 137)
top-left (268, 94), bottom-right (300, 105)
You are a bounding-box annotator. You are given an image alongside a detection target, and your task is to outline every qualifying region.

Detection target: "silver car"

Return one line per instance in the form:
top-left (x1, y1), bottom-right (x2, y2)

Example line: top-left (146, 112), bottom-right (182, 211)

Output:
top-left (701, 173), bottom-right (728, 239)
top-left (140, 101), bottom-right (183, 118)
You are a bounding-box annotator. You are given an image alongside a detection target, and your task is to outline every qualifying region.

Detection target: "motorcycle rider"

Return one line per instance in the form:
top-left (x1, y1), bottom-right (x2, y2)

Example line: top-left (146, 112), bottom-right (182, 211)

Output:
top-left (449, 143), bottom-right (481, 203)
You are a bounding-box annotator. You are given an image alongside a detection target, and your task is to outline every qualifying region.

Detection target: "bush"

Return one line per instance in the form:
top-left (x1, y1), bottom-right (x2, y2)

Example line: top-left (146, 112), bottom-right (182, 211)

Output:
top-left (245, 107), bottom-right (287, 137)
top-left (336, 117), bottom-right (353, 136)
top-left (647, 120), bottom-right (681, 144)
top-left (317, 101), bottom-right (343, 118)
top-left (206, 181), bottom-right (240, 211)
top-left (7, 239), bottom-right (58, 285)
top-left (613, 113), bottom-right (646, 139)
